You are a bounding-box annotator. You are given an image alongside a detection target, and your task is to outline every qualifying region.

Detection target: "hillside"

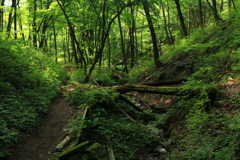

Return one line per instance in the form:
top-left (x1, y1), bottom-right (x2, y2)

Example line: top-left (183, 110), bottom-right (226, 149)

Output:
top-left (0, 1), bottom-right (240, 160)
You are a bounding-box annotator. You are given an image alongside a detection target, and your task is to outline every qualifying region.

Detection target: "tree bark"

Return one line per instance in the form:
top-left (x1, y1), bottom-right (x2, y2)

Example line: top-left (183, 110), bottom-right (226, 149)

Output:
top-left (141, 78), bottom-right (187, 86)
top-left (174, 0), bottom-right (188, 37)
top-left (198, 0), bottom-right (204, 27)
top-left (32, 0), bottom-right (37, 47)
top-left (0, 0), bottom-right (5, 32)
top-left (211, 0), bottom-right (222, 21)
top-left (108, 84), bottom-right (179, 94)
top-left (142, 0), bottom-right (162, 67)
top-left (117, 9), bottom-right (128, 73)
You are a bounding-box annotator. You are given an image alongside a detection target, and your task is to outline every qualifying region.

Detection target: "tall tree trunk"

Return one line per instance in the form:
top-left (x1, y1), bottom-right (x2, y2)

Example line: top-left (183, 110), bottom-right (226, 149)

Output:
top-left (174, 0), bottom-right (188, 37)
top-left (166, 1), bottom-right (174, 46)
top-left (107, 35), bottom-right (111, 68)
top-left (211, 0), bottom-right (222, 21)
top-left (205, 0), bottom-right (222, 21)
top-left (228, 0), bottom-right (237, 12)
top-left (53, 20), bottom-right (58, 62)
top-left (161, 2), bottom-right (171, 45)
top-left (56, 0), bottom-right (86, 68)
top-left (231, 0), bottom-right (237, 12)
top-left (17, 6), bottom-right (25, 40)
top-left (32, 0), bottom-right (37, 47)
top-left (0, 0), bottom-right (5, 32)
top-left (129, 5), bottom-right (135, 69)
top-left (13, 0), bottom-right (19, 39)
top-left (6, 0), bottom-right (17, 38)
top-left (117, 10), bottom-right (128, 73)
top-left (142, 0), bottom-right (162, 67)
top-left (86, 3), bottom-right (129, 82)
top-left (198, 0), bottom-right (204, 27)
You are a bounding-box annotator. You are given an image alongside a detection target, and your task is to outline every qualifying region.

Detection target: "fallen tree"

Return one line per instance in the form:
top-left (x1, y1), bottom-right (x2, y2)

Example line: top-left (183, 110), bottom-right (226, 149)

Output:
top-left (141, 77), bottom-right (187, 86)
top-left (70, 81), bottom-right (179, 94)
top-left (107, 84), bottom-right (179, 94)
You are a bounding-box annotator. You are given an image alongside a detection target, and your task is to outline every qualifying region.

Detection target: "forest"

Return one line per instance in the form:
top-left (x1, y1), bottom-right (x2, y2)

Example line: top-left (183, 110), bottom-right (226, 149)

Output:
top-left (0, 0), bottom-right (240, 159)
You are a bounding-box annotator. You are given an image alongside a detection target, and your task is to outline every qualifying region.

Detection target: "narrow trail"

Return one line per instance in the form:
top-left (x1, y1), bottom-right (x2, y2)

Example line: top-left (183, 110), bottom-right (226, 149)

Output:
top-left (8, 95), bottom-right (78, 160)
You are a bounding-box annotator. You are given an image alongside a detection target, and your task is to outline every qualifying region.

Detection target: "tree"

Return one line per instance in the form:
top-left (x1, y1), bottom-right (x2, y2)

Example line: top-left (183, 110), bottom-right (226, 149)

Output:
top-left (174, 0), bottom-right (188, 37)
top-left (117, 8), bottom-right (128, 73)
top-left (142, 0), bottom-right (162, 67)
top-left (205, 0), bottom-right (222, 21)
top-left (85, 1), bottom-right (133, 82)
top-left (198, 0), bottom-right (204, 27)
top-left (0, 0), bottom-right (5, 32)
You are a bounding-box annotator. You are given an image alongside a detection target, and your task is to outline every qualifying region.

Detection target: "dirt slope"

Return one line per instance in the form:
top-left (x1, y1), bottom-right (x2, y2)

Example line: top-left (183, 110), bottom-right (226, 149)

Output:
top-left (8, 95), bottom-right (78, 160)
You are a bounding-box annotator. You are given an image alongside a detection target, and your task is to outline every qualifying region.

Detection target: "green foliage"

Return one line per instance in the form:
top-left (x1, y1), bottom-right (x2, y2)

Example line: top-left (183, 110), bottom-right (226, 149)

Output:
top-left (170, 108), bottom-right (240, 160)
top-left (0, 38), bottom-right (67, 157)
top-left (170, 77), bottom-right (239, 159)
top-left (91, 67), bottom-right (117, 86)
top-left (71, 67), bottom-right (125, 86)
top-left (128, 56), bottom-right (155, 83)
top-left (67, 88), bottom-right (159, 159)
top-left (92, 119), bottom-right (158, 160)
top-left (70, 68), bottom-right (86, 83)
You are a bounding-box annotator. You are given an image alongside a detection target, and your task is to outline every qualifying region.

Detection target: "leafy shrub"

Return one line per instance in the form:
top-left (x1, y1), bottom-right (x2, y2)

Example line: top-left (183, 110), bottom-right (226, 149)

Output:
top-left (170, 76), bottom-right (239, 159)
top-left (67, 88), bottom-right (159, 159)
top-left (128, 56), bottom-right (155, 83)
top-left (70, 68), bottom-right (86, 83)
top-left (91, 67), bottom-right (117, 86)
top-left (0, 37), bottom-right (67, 157)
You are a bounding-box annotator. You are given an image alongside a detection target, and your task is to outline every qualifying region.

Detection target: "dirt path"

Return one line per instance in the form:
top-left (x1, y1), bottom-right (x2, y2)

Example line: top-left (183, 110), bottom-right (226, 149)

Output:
top-left (8, 95), bottom-right (78, 160)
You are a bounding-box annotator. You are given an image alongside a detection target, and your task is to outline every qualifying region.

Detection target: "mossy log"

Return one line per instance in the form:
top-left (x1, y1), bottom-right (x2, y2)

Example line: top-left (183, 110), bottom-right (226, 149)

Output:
top-left (58, 141), bottom-right (89, 160)
top-left (55, 108), bottom-right (88, 151)
top-left (141, 77), bottom-right (187, 86)
top-left (81, 142), bottom-right (101, 160)
top-left (108, 84), bottom-right (179, 94)
top-left (71, 81), bottom-right (179, 94)
top-left (119, 95), bottom-right (143, 112)
top-left (105, 134), bottom-right (116, 160)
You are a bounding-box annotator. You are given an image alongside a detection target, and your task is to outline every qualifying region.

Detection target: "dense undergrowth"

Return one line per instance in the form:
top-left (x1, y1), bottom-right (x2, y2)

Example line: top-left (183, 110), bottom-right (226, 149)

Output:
top-left (66, 88), bottom-right (160, 159)
top-left (66, 14), bottom-right (240, 159)
top-left (0, 38), bottom-right (67, 157)
top-left (164, 17), bottom-right (240, 159)
top-left (167, 16), bottom-right (240, 159)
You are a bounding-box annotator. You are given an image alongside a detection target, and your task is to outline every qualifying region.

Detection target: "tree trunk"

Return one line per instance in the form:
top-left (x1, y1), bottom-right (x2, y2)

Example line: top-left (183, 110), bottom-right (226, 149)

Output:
top-left (142, 0), bottom-right (162, 67)
top-left (53, 20), bottom-right (58, 62)
top-left (117, 9), bottom-right (128, 73)
top-left (211, 0), bottom-right (222, 21)
top-left (129, 5), bottom-right (135, 69)
top-left (109, 84), bottom-right (179, 94)
top-left (0, 0), bottom-right (5, 32)
top-left (32, 0), bottom-right (37, 47)
top-left (85, 4), bottom-right (129, 82)
top-left (161, 2), bottom-right (171, 45)
top-left (56, 0), bottom-right (86, 68)
top-left (198, 0), bottom-right (204, 27)
top-left (6, 0), bottom-right (17, 38)
top-left (174, 0), bottom-right (188, 37)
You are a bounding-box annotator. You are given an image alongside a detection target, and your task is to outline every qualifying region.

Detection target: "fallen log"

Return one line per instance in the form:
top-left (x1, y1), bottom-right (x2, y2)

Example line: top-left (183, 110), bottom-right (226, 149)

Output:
top-left (141, 77), bottom-right (187, 86)
top-left (57, 141), bottom-right (89, 160)
top-left (70, 81), bottom-right (179, 94)
top-left (105, 134), bottom-right (116, 160)
top-left (55, 107), bottom-right (88, 151)
top-left (119, 95), bottom-right (143, 112)
top-left (108, 84), bottom-right (179, 94)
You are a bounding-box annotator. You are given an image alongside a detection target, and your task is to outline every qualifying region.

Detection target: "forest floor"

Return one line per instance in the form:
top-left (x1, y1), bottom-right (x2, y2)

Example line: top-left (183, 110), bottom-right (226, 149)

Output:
top-left (7, 74), bottom-right (179, 160)
top-left (7, 93), bottom-right (79, 160)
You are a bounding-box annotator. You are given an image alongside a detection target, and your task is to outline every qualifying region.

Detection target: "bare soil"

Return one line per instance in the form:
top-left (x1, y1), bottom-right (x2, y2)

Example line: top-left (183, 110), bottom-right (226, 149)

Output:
top-left (7, 95), bottom-right (78, 160)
